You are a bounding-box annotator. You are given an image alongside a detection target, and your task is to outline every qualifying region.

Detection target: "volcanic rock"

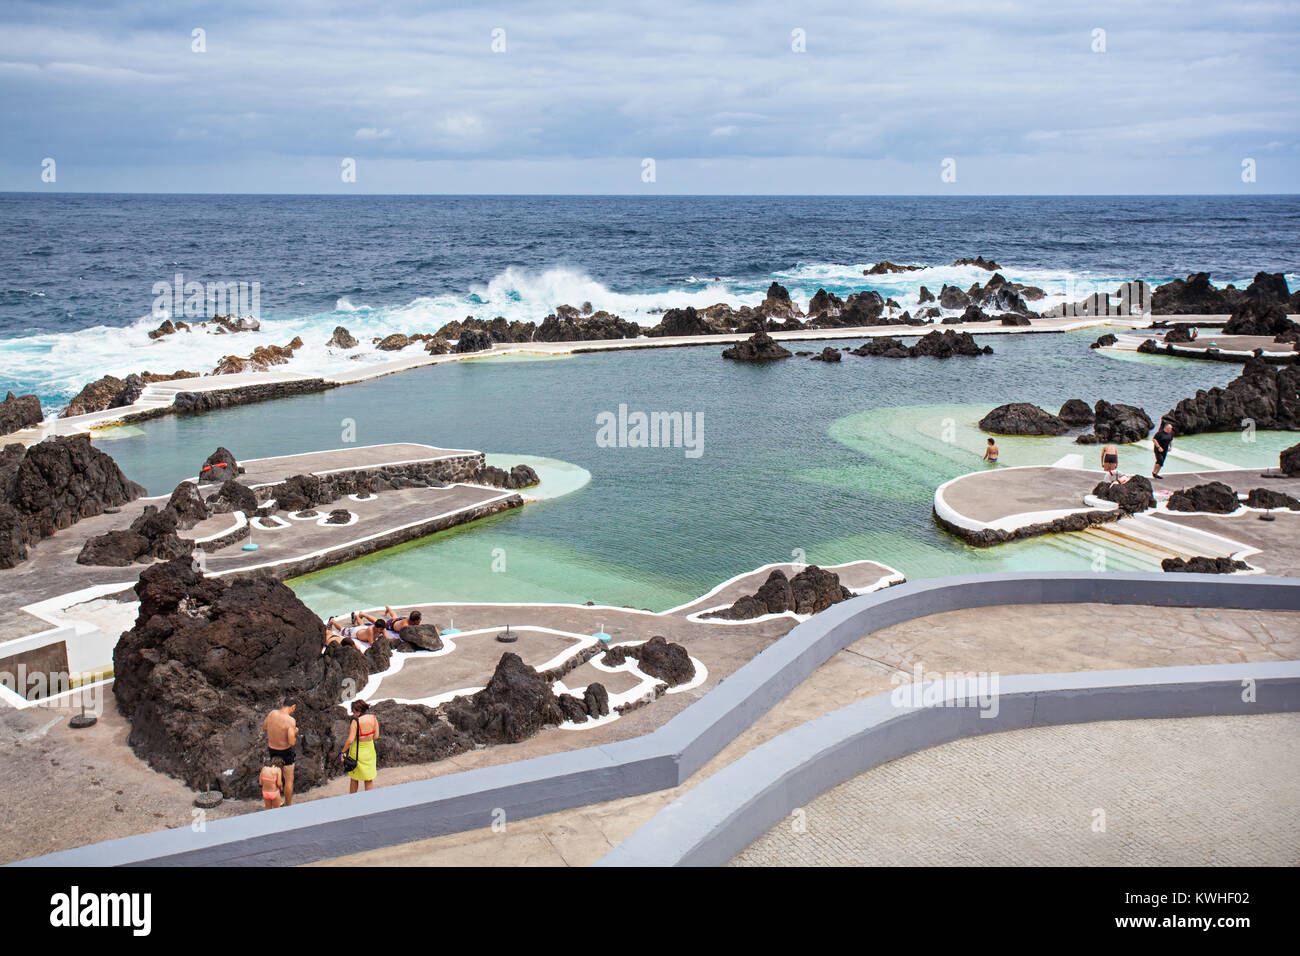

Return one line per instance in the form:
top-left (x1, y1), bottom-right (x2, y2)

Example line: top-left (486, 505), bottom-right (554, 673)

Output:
top-left (646, 306), bottom-right (714, 337)
top-left (979, 403), bottom-right (1070, 436)
top-left (1075, 401), bottom-right (1153, 445)
top-left (807, 289), bottom-right (844, 317)
top-left (1164, 324), bottom-right (1198, 344)
top-left (722, 330), bottom-right (793, 362)
top-left (865, 261), bottom-right (924, 274)
top-left (375, 333), bottom-right (410, 352)
top-left (212, 337), bottom-right (303, 374)
top-left (454, 329), bottom-right (492, 353)
top-left (363, 700), bottom-right (473, 767)
top-left (810, 347), bottom-right (842, 362)
top-left (759, 282), bottom-right (803, 319)
top-left (1091, 475), bottom-right (1155, 513)
top-left (938, 285), bottom-right (971, 309)
top-left (325, 509), bottom-right (351, 524)
top-left (1223, 299), bottom-right (1297, 338)
top-left (327, 326), bottom-right (359, 349)
top-left (704, 566), bottom-right (852, 620)
top-left (443, 652), bottom-right (565, 745)
top-left (1161, 556), bottom-right (1249, 574)
top-left (112, 558), bottom-right (349, 797)
top-left (199, 446), bottom-right (240, 483)
top-left (0, 392), bottom-right (43, 436)
top-left (852, 337), bottom-right (912, 358)
top-left (76, 528), bottom-right (153, 567)
top-left (1162, 358), bottom-right (1300, 435)
top-left (166, 481), bottom-right (211, 529)
top-left (471, 463), bottom-right (540, 490)
top-left (535, 309), bottom-right (638, 342)
top-left (1244, 487), bottom-right (1300, 510)
top-left (583, 683), bottom-right (609, 718)
top-left (602, 636), bottom-right (695, 686)
top-left (911, 329), bottom-right (992, 358)
top-left (918, 286), bottom-right (935, 304)
top-left (1151, 273), bottom-right (1231, 315)
top-left (397, 623), bottom-right (443, 652)
top-left (1000, 313), bottom-right (1032, 326)
top-left (206, 479), bottom-right (258, 515)
top-left (1090, 333), bottom-right (1117, 349)
top-left (1282, 442), bottom-right (1300, 476)
top-left (1059, 399), bottom-right (1095, 425)
top-left (556, 694), bottom-right (588, 723)
top-left (60, 375), bottom-right (129, 418)
top-left (0, 435), bottom-right (144, 568)
top-left (213, 314), bottom-right (260, 334)
top-left (953, 256), bottom-right (1000, 271)
top-left (1166, 481), bottom-right (1240, 514)
top-left (1241, 271), bottom-right (1293, 305)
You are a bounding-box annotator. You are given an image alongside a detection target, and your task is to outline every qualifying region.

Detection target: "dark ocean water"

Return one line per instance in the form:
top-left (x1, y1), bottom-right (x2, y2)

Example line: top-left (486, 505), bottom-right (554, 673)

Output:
top-left (2, 194), bottom-right (1298, 339)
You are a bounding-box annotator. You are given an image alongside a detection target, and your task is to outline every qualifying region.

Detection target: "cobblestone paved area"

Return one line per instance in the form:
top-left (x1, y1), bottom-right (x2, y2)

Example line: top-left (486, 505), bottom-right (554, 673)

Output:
top-left (732, 714), bottom-right (1300, 866)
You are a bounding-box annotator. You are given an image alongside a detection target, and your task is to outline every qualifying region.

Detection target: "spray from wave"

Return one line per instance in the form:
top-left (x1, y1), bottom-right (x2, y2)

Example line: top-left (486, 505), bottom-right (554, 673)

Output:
top-left (0, 263), bottom-right (1238, 412)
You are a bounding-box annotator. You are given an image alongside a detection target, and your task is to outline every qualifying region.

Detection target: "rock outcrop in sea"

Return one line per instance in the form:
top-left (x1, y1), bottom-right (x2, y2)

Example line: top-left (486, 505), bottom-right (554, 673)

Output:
top-left (0, 392), bottom-right (43, 436)
top-left (1058, 399), bottom-right (1095, 425)
top-left (979, 403), bottom-right (1070, 435)
top-left (327, 326), bottom-right (359, 348)
top-left (0, 435), bottom-right (144, 569)
top-left (722, 329), bottom-right (793, 362)
top-left (852, 331), bottom-right (992, 358)
top-left (1162, 358), bottom-right (1300, 435)
top-left (1074, 401), bottom-right (1154, 445)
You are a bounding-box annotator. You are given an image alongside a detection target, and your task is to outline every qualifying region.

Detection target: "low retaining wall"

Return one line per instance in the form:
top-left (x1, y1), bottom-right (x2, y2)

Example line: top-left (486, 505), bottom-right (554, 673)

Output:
top-left (172, 378), bottom-right (337, 413)
top-left (13, 570), bottom-right (1300, 867)
top-left (597, 660), bottom-right (1300, 866)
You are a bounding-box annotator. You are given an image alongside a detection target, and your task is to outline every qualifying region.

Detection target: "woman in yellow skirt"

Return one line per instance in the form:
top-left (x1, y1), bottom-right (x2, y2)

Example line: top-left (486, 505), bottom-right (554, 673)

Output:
top-left (341, 699), bottom-right (379, 793)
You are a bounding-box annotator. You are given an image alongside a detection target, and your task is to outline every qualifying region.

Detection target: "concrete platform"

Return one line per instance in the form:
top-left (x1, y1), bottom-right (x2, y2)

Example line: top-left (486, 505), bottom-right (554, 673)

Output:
top-left (935, 462), bottom-right (1300, 572)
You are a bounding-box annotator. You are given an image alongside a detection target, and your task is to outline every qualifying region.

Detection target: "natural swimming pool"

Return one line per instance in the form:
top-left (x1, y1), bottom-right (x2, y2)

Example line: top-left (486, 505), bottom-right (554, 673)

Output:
top-left (97, 330), bottom-right (1292, 616)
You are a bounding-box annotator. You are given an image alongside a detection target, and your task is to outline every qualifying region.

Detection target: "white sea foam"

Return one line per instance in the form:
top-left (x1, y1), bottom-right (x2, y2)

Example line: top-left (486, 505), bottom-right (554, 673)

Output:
top-left (0, 263), bottom-right (1260, 410)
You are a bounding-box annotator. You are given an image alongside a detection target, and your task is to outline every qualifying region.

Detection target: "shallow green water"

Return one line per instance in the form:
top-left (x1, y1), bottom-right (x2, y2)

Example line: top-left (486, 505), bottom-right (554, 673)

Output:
top-left (96, 329), bottom-right (1294, 616)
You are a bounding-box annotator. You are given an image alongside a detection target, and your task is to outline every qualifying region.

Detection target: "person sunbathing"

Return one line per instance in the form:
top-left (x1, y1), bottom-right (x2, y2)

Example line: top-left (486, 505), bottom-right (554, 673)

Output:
top-left (326, 613), bottom-right (384, 648)
top-left (382, 606), bottom-right (422, 636)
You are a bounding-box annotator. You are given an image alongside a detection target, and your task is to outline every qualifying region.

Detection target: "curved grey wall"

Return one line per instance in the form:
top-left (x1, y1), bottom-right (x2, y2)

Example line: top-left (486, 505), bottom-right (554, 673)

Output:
top-left (596, 660), bottom-right (1300, 867)
top-left (13, 571), bottom-right (1300, 867)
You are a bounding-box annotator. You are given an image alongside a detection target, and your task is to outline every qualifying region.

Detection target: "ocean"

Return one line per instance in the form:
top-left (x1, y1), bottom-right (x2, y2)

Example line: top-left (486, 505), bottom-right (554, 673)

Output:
top-left (1, 193), bottom-right (1298, 408)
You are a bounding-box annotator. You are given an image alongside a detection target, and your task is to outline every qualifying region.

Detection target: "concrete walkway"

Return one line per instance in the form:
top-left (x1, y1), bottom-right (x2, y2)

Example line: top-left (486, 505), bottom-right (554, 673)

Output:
top-left (731, 712), bottom-right (1300, 866)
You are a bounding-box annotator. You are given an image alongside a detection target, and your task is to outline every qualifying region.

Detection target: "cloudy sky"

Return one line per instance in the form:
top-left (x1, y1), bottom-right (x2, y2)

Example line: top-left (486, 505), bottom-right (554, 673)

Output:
top-left (1, 0), bottom-right (1297, 194)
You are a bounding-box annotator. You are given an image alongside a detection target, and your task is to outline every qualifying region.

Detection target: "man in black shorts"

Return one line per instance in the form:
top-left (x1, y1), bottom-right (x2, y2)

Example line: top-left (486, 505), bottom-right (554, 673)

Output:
top-left (263, 699), bottom-right (299, 805)
top-left (1152, 422), bottom-right (1174, 479)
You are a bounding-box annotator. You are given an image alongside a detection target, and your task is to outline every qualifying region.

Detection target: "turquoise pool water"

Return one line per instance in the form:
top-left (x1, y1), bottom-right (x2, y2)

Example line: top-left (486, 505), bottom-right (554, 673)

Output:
top-left (96, 329), bottom-right (1293, 616)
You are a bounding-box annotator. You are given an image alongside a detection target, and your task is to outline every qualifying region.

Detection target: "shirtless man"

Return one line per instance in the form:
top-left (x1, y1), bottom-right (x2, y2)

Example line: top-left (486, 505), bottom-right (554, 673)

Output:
top-left (263, 700), bottom-right (299, 806)
top-left (381, 606), bottom-right (422, 635)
